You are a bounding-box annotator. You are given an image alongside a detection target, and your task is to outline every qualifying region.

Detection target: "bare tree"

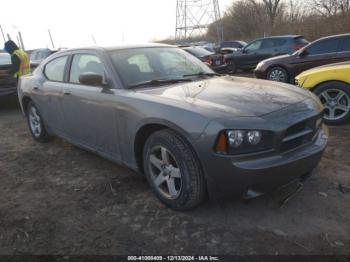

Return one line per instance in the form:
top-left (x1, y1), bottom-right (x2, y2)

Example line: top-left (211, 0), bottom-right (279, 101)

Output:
top-left (313, 0), bottom-right (349, 16)
top-left (261, 0), bottom-right (283, 27)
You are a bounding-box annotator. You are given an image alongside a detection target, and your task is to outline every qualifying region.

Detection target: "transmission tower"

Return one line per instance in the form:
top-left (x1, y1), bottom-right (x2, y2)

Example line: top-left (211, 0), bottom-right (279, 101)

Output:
top-left (175, 0), bottom-right (223, 44)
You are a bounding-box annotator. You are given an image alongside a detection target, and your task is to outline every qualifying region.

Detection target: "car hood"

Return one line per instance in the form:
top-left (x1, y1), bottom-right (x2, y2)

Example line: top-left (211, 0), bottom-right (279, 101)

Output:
top-left (298, 62), bottom-right (350, 77)
top-left (135, 76), bottom-right (313, 118)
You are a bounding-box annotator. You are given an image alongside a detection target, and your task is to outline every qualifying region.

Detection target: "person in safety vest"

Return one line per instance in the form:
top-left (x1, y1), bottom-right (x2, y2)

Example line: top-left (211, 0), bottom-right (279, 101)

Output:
top-left (3, 40), bottom-right (31, 80)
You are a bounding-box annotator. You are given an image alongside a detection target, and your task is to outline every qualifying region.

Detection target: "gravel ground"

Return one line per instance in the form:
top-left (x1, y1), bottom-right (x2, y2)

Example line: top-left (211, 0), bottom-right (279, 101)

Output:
top-left (0, 100), bottom-right (349, 256)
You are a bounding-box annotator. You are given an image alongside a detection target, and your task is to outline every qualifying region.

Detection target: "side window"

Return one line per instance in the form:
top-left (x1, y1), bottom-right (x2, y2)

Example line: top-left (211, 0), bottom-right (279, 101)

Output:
top-left (44, 56), bottom-right (68, 82)
top-left (274, 39), bottom-right (287, 47)
top-left (245, 40), bottom-right (262, 52)
top-left (261, 39), bottom-right (275, 49)
top-left (306, 38), bottom-right (340, 55)
top-left (339, 37), bottom-right (350, 52)
top-left (69, 54), bottom-right (105, 84)
top-left (128, 54), bottom-right (153, 73)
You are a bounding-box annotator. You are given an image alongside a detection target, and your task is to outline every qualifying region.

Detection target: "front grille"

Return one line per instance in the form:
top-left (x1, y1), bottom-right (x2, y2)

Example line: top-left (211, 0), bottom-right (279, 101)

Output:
top-left (281, 115), bottom-right (322, 152)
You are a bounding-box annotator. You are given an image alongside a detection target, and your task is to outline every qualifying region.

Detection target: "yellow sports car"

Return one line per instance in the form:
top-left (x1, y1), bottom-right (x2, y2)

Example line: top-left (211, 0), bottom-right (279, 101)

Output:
top-left (295, 61), bottom-right (350, 125)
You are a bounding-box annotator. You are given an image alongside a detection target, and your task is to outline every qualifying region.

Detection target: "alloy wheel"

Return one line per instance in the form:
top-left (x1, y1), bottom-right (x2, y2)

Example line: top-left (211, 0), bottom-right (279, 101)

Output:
top-left (268, 69), bottom-right (287, 82)
top-left (319, 89), bottom-right (350, 121)
top-left (148, 146), bottom-right (182, 200)
top-left (28, 106), bottom-right (42, 138)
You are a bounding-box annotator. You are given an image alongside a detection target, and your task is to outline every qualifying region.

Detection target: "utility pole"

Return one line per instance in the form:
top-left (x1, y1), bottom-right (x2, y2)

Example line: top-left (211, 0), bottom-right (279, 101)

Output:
top-left (0, 24), bottom-right (6, 43)
top-left (48, 29), bottom-right (55, 49)
top-left (91, 34), bottom-right (97, 45)
top-left (18, 31), bottom-right (25, 50)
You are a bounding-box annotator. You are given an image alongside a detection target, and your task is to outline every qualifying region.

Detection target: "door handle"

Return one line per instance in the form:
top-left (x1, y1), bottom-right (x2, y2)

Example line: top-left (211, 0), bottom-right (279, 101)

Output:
top-left (33, 86), bottom-right (39, 90)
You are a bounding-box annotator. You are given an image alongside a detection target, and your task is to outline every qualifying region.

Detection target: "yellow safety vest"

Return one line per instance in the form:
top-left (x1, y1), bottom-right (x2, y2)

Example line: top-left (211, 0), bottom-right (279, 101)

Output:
top-left (12, 49), bottom-right (31, 78)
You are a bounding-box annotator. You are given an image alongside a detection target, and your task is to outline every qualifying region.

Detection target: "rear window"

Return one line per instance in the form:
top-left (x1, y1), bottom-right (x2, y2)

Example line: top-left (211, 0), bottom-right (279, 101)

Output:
top-left (294, 37), bottom-right (309, 45)
top-left (340, 37), bottom-right (350, 52)
top-left (0, 53), bottom-right (11, 65)
top-left (306, 38), bottom-right (340, 55)
top-left (44, 56), bottom-right (68, 82)
top-left (183, 47), bottom-right (213, 57)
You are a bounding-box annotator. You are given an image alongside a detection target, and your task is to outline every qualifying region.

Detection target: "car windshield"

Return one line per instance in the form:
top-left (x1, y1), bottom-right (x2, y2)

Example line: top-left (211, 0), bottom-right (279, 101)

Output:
top-left (0, 53), bottom-right (11, 65)
top-left (109, 47), bottom-right (214, 87)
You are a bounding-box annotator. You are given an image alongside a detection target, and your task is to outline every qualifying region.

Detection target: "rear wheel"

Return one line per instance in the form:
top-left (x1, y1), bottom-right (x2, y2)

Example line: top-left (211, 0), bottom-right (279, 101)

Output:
top-left (143, 129), bottom-right (206, 210)
top-left (314, 81), bottom-right (350, 125)
top-left (26, 101), bottom-right (52, 142)
top-left (267, 66), bottom-right (289, 83)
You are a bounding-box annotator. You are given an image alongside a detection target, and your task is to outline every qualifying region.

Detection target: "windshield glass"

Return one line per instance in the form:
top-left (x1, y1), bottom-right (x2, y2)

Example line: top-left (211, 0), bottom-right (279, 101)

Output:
top-left (109, 47), bottom-right (214, 87)
top-left (0, 53), bottom-right (11, 65)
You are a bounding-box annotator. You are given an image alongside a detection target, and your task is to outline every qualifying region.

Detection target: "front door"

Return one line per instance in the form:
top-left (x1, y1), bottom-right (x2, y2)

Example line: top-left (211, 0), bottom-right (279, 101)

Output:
top-left (61, 53), bottom-right (121, 160)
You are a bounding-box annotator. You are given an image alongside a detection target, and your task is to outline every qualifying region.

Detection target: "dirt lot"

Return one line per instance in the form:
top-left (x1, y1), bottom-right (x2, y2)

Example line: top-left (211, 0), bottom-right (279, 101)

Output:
top-left (0, 100), bottom-right (350, 256)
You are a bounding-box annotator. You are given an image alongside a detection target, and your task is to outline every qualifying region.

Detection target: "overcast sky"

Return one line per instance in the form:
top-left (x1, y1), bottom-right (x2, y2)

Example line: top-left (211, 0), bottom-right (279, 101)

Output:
top-left (0, 0), bottom-right (233, 50)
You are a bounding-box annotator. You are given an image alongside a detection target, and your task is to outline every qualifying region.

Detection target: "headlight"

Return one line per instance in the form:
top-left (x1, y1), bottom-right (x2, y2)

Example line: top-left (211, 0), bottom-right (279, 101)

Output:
top-left (215, 130), bottom-right (273, 155)
top-left (256, 62), bottom-right (264, 69)
top-left (247, 131), bottom-right (262, 145)
top-left (227, 130), bottom-right (244, 148)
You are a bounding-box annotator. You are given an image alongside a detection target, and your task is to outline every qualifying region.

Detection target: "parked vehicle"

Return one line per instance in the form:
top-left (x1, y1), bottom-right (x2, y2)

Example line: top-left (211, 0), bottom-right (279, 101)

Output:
top-left (295, 61), bottom-right (350, 125)
top-left (30, 48), bottom-right (55, 68)
top-left (225, 35), bottom-right (308, 73)
top-left (18, 44), bottom-right (328, 210)
top-left (0, 52), bottom-right (17, 102)
top-left (219, 40), bottom-right (247, 53)
top-left (255, 34), bottom-right (350, 83)
top-left (181, 46), bottom-right (227, 73)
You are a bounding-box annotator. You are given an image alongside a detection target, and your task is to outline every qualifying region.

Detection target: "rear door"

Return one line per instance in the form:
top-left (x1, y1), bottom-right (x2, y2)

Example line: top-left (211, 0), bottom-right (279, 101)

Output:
top-left (292, 37), bottom-right (342, 76)
top-left (60, 52), bottom-right (121, 160)
top-left (34, 55), bottom-right (69, 134)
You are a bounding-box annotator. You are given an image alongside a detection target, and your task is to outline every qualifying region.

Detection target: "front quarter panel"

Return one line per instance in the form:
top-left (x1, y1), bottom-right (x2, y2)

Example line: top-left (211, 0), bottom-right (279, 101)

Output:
top-left (299, 68), bottom-right (350, 90)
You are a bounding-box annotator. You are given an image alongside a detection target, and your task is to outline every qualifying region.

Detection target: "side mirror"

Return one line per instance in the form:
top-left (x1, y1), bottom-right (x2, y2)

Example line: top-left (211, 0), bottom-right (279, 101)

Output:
top-left (79, 73), bottom-right (104, 87)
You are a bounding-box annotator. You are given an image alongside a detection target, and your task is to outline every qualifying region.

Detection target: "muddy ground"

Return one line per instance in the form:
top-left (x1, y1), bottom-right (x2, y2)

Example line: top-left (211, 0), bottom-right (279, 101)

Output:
top-left (0, 99), bottom-right (349, 256)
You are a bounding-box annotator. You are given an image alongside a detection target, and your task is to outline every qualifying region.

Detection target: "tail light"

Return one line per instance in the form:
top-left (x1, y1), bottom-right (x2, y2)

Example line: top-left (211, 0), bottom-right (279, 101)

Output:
top-left (204, 56), bottom-right (213, 66)
top-left (289, 44), bottom-right (303, 51)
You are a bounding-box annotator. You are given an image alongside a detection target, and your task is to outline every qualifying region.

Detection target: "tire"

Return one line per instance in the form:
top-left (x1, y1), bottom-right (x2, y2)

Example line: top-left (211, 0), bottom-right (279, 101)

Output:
top-left (267, 66), bottom-right (289, 83)
top-left (226, 60), bottom-right (237, 74)
top-left (26, 101), bottom-right (52, 142)
top-left (313, 81), bottom-right (350, 125)
top-left (143, 129), bottom-right (206, 210)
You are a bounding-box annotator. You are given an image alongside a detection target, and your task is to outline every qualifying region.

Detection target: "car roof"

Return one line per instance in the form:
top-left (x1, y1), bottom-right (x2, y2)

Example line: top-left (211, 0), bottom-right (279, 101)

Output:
top-left (58, 43), bottom-right (174, 53)
top-left (316, 33), bottom-right (350, 41)
top-left (255, 35), bottom-right (304, 40)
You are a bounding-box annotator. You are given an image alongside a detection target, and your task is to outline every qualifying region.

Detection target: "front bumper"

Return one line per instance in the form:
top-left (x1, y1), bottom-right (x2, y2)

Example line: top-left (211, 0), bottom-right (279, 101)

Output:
top-left (200, 125), bottom-right (328, 199)
top-left (254, 68), bottom-right (267, 79)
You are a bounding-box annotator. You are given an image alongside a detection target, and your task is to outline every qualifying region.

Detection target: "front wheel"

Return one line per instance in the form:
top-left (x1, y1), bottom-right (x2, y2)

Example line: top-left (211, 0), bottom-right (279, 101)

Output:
top-left (226, 60), bottom-right (237, 74)
top-left (26, 101), bottom-right (52, 142)
top-left (314, 81), bottom-right (350, 125)
top-left (143, 129), bottom-right (206, 210)
top-left (267, 66), bottom-right (289, 83)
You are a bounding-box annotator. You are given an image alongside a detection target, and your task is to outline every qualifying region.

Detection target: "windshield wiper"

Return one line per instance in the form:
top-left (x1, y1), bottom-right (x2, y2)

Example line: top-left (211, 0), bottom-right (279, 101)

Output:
top-left (128, 78), bottom-right (192, 88)
top-left (183, 72), bottom-right (221, 78)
